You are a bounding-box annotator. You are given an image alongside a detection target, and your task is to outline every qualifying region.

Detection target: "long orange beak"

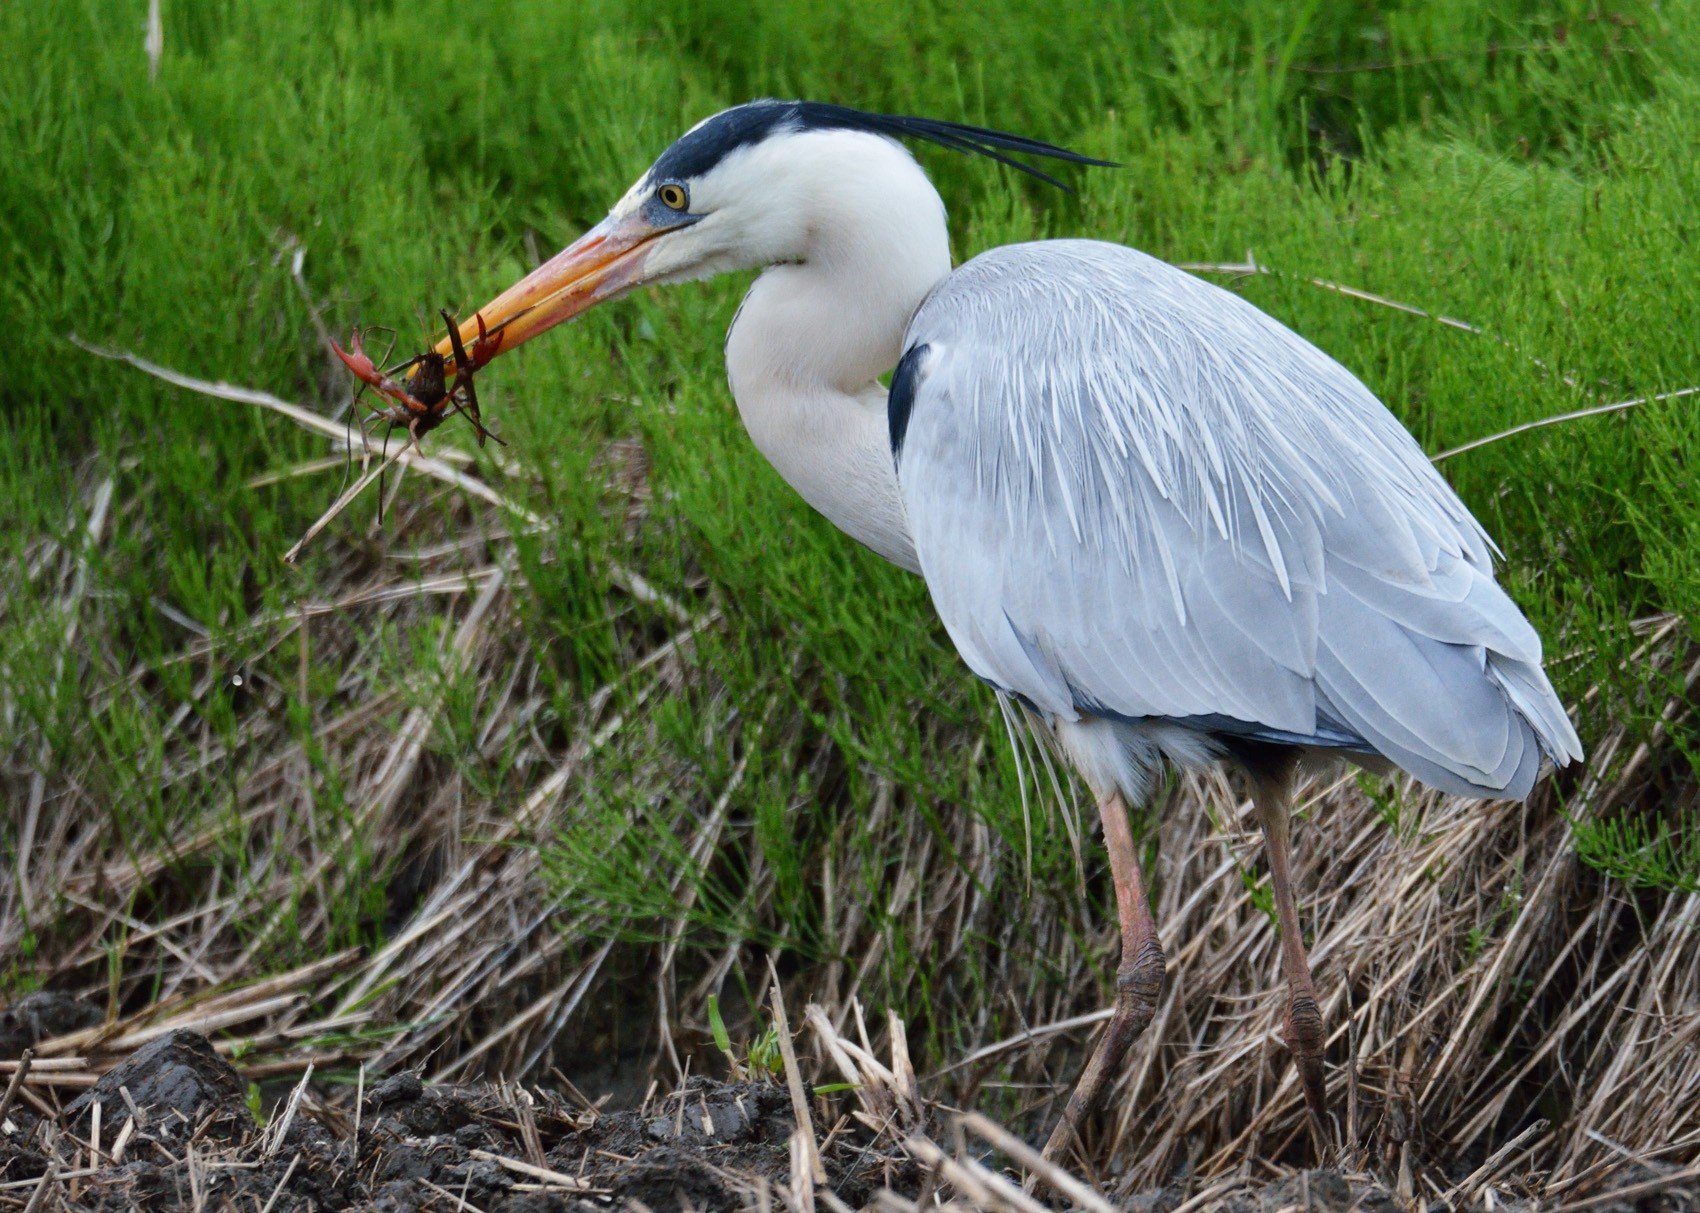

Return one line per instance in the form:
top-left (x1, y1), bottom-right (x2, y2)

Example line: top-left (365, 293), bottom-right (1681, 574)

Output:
top-left (427, 212), bottom-right (667, 373)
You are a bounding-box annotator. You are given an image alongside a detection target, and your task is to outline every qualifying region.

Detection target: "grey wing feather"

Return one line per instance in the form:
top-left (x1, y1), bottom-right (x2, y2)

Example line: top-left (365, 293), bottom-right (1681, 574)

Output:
top-left (895, 239), bottom-right (1582, 800)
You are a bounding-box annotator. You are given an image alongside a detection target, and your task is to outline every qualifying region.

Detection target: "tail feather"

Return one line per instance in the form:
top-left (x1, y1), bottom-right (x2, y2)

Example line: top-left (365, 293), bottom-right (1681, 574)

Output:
top-left (1314, 578), bottom-right (1581, 799)
top-left (1488, 653), bottom-right (1584, 767)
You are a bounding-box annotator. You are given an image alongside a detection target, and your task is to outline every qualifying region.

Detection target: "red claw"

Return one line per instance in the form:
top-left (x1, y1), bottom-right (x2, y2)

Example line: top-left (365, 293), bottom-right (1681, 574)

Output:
top-left (330, 329), bottom-right (381, 385)
top-left (331, 329), bottom-right (435, 417)
top-left (465, 311), bottom-right (503, 373)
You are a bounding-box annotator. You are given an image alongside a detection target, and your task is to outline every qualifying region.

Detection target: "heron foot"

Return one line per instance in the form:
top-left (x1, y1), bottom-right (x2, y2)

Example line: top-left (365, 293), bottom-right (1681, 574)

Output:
top-left (1040, 896), bottom-right (1166, 1163)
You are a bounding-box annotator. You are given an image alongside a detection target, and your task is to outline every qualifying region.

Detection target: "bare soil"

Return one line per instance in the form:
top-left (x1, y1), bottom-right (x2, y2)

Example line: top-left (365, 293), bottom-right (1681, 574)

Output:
top-left (1, 1023), bottom-right (1693, 1210)
top-left (1, 1029), bottom-right (911, 1211)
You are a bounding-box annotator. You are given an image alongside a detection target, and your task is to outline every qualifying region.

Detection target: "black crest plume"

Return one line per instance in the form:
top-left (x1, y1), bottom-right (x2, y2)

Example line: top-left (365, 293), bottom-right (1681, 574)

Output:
top-left (797, 102), bottom-right (1118, 190)
top-left (649, 100), bottom-right (1118, 192)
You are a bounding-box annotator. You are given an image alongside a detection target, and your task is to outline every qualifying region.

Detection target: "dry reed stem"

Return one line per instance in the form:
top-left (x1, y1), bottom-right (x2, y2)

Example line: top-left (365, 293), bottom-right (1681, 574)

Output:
top-left (1432, 385), bottom-right (1700, 462)
top-left (466, 1148), bottom-right (595, 1191)
top-left (1177, 254), bottom-right (1591, 391)
top-left (770, 964), bottom-right (825, 1188)
top-left (1176, 256), bottom-right (1700, 461)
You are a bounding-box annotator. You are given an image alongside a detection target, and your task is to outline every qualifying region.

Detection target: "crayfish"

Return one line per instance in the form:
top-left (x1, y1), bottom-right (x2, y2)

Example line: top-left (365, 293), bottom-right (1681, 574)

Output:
top-left (331, 309), bottom-right (506, 450)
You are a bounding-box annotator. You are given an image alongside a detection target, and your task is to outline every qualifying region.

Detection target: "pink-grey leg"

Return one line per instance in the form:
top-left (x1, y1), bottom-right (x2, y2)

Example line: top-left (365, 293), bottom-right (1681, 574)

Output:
top-left (1253, 771), bottom-right (1331, 1149)
top-left (1041, 791), bottom-right (1166, 1162)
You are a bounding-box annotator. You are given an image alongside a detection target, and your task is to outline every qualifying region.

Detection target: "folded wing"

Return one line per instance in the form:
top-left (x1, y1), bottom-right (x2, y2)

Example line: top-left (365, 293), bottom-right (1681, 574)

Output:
top-left (893, 240), bottom-right (1581, 800)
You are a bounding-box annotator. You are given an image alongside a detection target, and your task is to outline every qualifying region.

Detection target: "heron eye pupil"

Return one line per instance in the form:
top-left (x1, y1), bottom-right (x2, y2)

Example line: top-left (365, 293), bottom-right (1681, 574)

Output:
top-left (659, 184), bottom-right (688, 210)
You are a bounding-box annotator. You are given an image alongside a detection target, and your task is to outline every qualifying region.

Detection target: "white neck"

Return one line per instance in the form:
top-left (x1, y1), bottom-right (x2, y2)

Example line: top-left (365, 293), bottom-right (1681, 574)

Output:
top-left (723, 137), bottom-right (951, 573)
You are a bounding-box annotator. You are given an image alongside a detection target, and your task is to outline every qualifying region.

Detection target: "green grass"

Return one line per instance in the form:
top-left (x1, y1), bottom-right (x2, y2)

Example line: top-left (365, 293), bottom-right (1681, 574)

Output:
top-left (3, 0), bottom-right (1698, 1125)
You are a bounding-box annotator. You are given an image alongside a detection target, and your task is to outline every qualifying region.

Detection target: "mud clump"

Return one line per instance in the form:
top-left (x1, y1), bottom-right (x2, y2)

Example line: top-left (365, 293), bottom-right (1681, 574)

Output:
top-left (352, 1067), bottom-right (824, 1211)
top-left (0, 991), bottom-right (102, 1057)
top-left (64, 1029), bottom-right (251, 1143)
top-left (1210, 1168), bottom-right (1396, 1212)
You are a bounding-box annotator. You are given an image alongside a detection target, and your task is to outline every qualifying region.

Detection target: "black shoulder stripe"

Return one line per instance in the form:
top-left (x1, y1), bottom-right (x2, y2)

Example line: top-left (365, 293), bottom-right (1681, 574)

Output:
top-left (888, 342), bottom-right (930, 462)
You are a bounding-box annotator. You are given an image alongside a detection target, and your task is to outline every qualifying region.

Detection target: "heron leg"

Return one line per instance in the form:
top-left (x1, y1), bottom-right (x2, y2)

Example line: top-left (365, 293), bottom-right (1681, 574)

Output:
top-left (1253, 771), bottom-right (1331, 1146)
top-left (1041, 791), bottom-right (1165, 1162)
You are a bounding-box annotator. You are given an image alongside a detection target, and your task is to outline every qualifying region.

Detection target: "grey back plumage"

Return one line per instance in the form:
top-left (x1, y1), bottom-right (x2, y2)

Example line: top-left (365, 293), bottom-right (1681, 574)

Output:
top-left (894, 239), bottom-right (1582, 801)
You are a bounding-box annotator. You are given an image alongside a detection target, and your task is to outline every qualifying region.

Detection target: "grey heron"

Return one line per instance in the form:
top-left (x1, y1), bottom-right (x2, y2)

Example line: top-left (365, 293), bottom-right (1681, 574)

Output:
top-left (427, 100), bottom-right (1583, 1156)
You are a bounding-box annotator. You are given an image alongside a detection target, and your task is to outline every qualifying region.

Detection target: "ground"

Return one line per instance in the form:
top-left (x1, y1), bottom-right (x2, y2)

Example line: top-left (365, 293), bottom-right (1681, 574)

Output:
top-left (2, 1020), bottom-right (1695, 1211)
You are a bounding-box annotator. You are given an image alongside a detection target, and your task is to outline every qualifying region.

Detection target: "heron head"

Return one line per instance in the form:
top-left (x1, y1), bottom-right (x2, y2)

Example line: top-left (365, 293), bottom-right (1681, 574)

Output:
top-left (432, 100), bottom-right (1112, 369)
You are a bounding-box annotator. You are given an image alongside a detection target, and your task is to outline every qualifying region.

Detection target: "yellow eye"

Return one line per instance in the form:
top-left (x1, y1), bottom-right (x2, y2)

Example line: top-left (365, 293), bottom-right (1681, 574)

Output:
top-left (657, 183), bottom-right (689, 211)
